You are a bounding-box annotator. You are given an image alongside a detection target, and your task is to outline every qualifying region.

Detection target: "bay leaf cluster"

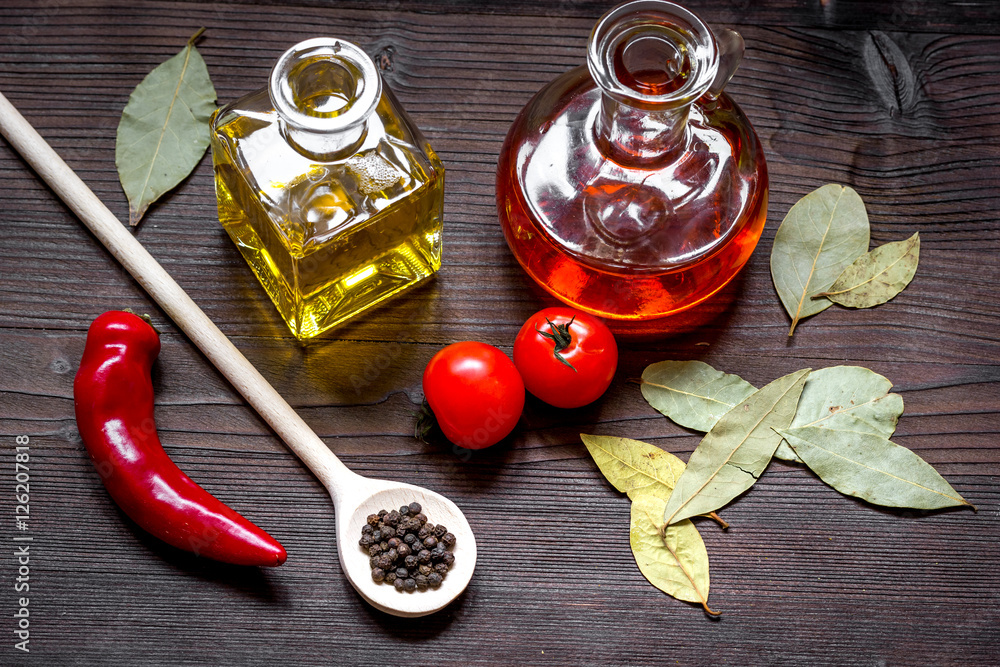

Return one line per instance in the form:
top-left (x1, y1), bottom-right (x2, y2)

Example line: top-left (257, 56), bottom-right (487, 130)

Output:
top-left (584, 361), bottom-right (972, 615)
top-left (770, 184), bottom-right (921, 336)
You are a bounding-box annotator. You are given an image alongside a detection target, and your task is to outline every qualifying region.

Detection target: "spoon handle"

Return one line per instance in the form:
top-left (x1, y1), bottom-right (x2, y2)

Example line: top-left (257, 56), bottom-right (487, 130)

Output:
top-left (0, 90), bottom-right (356, 492)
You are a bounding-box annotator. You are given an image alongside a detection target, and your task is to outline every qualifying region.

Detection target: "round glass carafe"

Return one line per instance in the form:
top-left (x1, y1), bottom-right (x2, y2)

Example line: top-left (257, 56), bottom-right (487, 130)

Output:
top-left (496, 0), bottom-right (767, 328)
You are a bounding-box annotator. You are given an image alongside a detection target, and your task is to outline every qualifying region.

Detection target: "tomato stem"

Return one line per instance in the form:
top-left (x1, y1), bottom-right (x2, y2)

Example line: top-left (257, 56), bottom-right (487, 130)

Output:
top-left (414, 398), bottom-right (439, 443)
top-left (535, 317), bottom-right (577, 371)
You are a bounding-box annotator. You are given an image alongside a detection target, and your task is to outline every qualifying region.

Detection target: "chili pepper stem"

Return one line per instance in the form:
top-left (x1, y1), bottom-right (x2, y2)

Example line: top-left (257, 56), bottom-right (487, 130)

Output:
top-left (122, 308), bottom-right (160, 335)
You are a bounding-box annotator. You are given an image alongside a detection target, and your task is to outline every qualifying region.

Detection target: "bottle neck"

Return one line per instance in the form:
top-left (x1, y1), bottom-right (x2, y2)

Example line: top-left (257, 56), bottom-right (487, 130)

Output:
top-left (596, 94), bottom-right (691, 165)
top-left (268, 38), bottom-right (380, 161)
top-left (586, 1), bottom-right (725, 165)
top-left (279, 118), bottom-right (367, 160)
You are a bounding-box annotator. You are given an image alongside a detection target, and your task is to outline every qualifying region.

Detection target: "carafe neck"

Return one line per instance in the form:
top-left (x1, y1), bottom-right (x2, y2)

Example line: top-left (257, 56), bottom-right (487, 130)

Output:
top-left (596, 95), bottom-right (691, 165)
top-left (587, 1), bottom-right (738, 165)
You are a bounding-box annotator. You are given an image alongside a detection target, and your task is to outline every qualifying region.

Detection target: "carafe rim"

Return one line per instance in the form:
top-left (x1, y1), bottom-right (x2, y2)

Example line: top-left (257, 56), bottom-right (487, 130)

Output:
top-left (587, 0), bottom-right (719, 108)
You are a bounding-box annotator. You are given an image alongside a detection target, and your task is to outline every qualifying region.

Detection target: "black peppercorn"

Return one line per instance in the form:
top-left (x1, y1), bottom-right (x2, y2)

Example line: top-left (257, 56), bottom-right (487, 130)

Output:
top-left (361, 502), bottom-right (455, 593)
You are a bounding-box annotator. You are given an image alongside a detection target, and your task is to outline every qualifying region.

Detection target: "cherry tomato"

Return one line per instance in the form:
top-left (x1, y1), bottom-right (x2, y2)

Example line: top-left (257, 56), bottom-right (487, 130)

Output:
top-left (513, 307), bottom-right (618, 408)
top-left (422, 341), bottom-right (525, 449)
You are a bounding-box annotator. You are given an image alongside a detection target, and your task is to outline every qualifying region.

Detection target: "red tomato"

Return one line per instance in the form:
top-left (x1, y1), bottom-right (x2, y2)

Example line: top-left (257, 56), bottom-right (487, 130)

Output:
top-left (513, 307), bottom-right (618, 408)
top-left (422, 341), bottom-right (525, 449)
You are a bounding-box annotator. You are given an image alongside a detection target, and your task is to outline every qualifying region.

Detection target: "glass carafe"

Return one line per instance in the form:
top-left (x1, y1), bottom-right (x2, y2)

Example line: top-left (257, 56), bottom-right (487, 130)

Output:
top-left (211, 38), bottom-right (444, 340)
top-left (496, 0), bottom-right (766, 327)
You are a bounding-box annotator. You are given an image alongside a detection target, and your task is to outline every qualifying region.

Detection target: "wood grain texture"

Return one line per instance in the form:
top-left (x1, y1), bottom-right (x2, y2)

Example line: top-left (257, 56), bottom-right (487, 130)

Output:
top-left (0, 0), bottom-right (998, 664)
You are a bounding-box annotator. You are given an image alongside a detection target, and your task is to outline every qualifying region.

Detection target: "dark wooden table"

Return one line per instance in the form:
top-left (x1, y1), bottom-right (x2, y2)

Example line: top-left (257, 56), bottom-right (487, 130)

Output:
top-left (1, 1), bottom-right (998, 664)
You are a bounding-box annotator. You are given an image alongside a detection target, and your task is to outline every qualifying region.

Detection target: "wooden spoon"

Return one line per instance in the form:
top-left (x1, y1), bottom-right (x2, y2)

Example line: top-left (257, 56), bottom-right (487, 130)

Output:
top-left (0, 90), bottom-right (476, 618)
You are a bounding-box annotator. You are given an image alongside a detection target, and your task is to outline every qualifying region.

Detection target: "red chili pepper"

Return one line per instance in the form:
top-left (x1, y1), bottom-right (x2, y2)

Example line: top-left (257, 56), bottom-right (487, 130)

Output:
top-left (73, 311), bottom-right (287, 566)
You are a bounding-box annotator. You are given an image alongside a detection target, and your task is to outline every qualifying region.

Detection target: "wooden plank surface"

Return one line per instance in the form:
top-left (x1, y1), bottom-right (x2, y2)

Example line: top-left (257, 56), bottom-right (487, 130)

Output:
top-left (0, 0), bottom-right (997, 664)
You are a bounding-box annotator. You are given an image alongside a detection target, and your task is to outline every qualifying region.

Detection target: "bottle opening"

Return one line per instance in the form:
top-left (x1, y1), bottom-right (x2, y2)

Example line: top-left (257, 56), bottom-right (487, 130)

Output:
top-left (589, 0), bottom-right (717, 106)
top-left (288, 57), bottom-right (360, 117)
top-left (613, 31), bottom-right (692, 97)
top-left (270, 38), bottom-right (381, 134)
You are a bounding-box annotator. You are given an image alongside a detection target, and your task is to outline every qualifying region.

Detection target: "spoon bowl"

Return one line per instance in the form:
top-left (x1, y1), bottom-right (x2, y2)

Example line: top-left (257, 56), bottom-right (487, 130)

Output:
top-left (334, 477), bottom-right (477, 617)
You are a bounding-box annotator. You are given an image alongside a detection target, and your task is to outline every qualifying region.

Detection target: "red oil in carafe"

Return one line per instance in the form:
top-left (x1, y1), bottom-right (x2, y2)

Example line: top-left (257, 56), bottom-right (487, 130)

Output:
top-left (496, 1), bottom-right (767, 330)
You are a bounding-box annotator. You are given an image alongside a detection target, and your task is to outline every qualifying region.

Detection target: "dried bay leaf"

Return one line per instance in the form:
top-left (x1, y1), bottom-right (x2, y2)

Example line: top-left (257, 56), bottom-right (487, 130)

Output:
top-left (580, 434), bottom-right (686, 501)
top-left (639, 361), bottom-right (905, 467)
top-left (770, 184), bottom-right (870, 335)
top-left (580, 434), bottom-right (716, 614)
top-left (630, 492), bottom-right (716, 615)
top-left (662, 369), bottom-right (811, 526)
top-left (774, 365), bottom-right (904, 462)
top-left (779, 427), bottom-right (973, 510)
top-left (640, 360), bottom-right (757, 432)
top-left (815, 232), bottom-right (920, 308)
top-left (116, 29), bottom-right (216, 226)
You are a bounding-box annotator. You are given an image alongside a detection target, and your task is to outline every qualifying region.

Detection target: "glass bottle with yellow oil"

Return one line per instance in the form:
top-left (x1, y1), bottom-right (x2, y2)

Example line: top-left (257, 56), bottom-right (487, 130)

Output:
top-left (211, 38), bottom-right (444, 339)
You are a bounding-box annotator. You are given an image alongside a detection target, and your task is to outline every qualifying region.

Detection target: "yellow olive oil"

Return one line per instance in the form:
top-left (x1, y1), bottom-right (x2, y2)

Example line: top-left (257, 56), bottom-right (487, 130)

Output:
top-left (209, 40), bottom-right (443, 340)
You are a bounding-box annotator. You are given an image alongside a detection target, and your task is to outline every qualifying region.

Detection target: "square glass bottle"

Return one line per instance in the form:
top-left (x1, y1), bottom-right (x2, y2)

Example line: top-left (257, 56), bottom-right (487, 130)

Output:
top-left (210, 38), bottom-right (444, 339)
